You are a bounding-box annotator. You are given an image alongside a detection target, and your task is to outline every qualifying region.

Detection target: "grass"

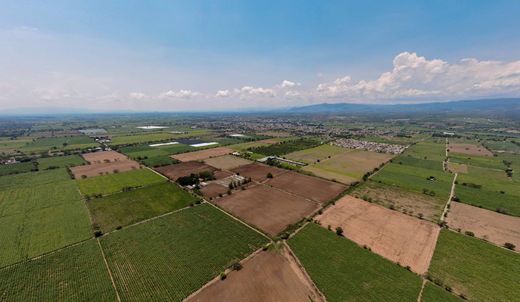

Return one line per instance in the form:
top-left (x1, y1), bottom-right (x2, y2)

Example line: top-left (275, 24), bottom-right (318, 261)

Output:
top-left (391, 155), bottom-right (443, 171)
top-left (37, 154), bottom-right (86, 169)
top-left (372, 163), bottom-right (453, 201)
top-left (0, 168), bottom-right (71, 190)
top-left (484, 139), bottom-right (520, 154)
top-left (289, 223), bottom-right (422, 302)
top-left (76, 168), bottom-right (166, 196)
top-left (0, 180), bottom-right (92, 267)
top-left (449, 153), bottom-right (504, 170)
top-left (404, 141), bottom-right (446, 162)
top-left (100, 204), bottom-right (268, 302)
top-left (0, 240), bottom-right (117, 301)
top-left (250, 138), bottom-right (322, 156)
top-left (421, 282), bottom-right (463, 302)
top-left (0, 137), bottom-right (33, 154)
top-left (0, 162), bottom-right (36, 176)
top-left (428, 229), bottom-right (520, 301)
top-left (20, 136), bottom-right (98, 153)
top-left (119, 143), bottom-right (193, 167)
top-left (285, 144), bottom-right (347, 164)
top-left (87, 182), bottom-right (200, 233)
top-left (109, 132), bottom-right (175, 146)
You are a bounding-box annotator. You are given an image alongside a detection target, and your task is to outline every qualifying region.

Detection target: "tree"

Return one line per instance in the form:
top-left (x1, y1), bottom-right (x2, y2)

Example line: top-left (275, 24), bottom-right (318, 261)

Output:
top-left (335, 226), bottom-right (344, 236)
top-left (504, 242), bottom-right (516, 250)
top-left (267, 172), bottom-right (273, 179)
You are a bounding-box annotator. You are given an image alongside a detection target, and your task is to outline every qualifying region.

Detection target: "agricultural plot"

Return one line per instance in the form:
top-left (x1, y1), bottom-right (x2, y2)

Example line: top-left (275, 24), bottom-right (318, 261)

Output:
top-left (455, 165), bottom-right (520, 216)
top-left (421, 282), bottom-right (463, 302)
top-left (285, 144), bottom-right (347, 164)
top-left (449, 152), bottom-right (504, 170)
top-left (428, 229), bottom-right (520, 301)
top-left (70, 159), bottom-right (140, 178)
top-left (200, 182), bottom-right (229, 198)
top-left (186, 248), bottom-right (323, 302)
top-left (204, 155), bottom-right (252, 170)
top-left (446, 162), bottom-right (467, 173)
top-left (391, 155), bottom-right (443, 171)
top-left (0, 161), bottom-right (36, 176)
top-left (231, 162), bottom-right (288, 182)
top-left (81, 150), bottom-right (128, 163)
top-left (214, 184), bottom-right (319, 236)
top-left (120, 143), bottom-right (194, 167)
top-left (76, 168), bottom-right (165, 196)
top-left (289, 223), bottom-right (422, 302)
top-left (228, 138), bottom-right (280, 151)
top-left (404, 141), bottom-right (446, 162)
top-left (484, 139), bottom-right (520, 154)
top-left (155, 161), bottom-right (217, 181)
top-left (172, 147), bottom-right (233, 162)
top-left (372, 163), bottom-right (453, 201)
top-left (87, 182), bottom-right (199, 233)
top-left (301, 149), bottom-right (393, 184)
top-left (250, 138), bottom-right (321, 156)
top-left (109, 131), bottom-right (175, 146)
top-left (0, 168), bottom-right (71, 190)
top-left (37, 154), bottom-right (86, 169)
top-left (316, 196), bottom-right (440, 274)
top-left (0, 180), bottom-right (92, 267)
top-left (100, 204), bottom-right (268, 302)
top-left (265, 171), bottom-right (346, 203)
top-left (20, 136), bottom-right (98, 153)
top-left (0, 137), bottom-right (32, 154)
top-left (446, 202), bottom-right (520, 248)
top-left (0, 240), bottom-right (117, 301)
top-left (352, 181), bottom-right (445, 222)
top-left (448, 143), bottom-right (493, 156)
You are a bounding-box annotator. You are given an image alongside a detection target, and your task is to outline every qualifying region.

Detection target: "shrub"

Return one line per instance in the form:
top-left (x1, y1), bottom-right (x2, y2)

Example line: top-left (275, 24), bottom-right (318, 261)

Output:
top-left (335, 226), bottom-right (344, 236)
top-left (220, 272), bottom-right (227, 280)
top-left (94, 230), bottom-right (103, 237)
top-left (230, 262), bottom-right (242, 271)
top-left (266, 172), bottom-right (273, 179)
top-left (464, 231), bottom-right (475, 237)
top-left (504, 242), bottom-right (516, 250)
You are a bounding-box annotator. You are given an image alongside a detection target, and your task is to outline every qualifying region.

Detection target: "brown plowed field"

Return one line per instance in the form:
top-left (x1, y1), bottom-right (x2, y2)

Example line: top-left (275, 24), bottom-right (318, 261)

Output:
top-left (82, 150), bottom-right (128, 164)
top-left (316, 195), bottom-right (440, 274)
top-left (154, 161), bottom-right (216, 180)
top-left (446, 202), bottom-right (520, 248)
top-left (201, 183), bottom-right (228, 198)
top-left (214, 184), bottom-right (319, 236)
top-left (214, 170), bottom-right (234, 180)
top-left (70, 159), bottom-right (140, 178)
top-left (172, 147), bottom-right (233, 162)
top-left (231, 163), bottom-right (288, 182)
top-left (449, 143), bottom-right (493, 156)
top-left (186, 248), bottom-right (323, 302)
top-left (265, 171), bottom-right (346, 203)
top-left (204, 155), bottom-right (252, 170)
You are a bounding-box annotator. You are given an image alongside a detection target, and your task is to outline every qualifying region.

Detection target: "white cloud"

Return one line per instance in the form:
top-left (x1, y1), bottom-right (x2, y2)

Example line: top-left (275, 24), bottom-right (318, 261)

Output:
top-left (215, 89), bottom-right (230, 97)
top-left (316, 52), bottom-right (520, 102)
top-left (129, 92), bottom-right (146, 100)
top-left (236, 86), bottom-right (276, 97)
top-left (280, 80), bottom-right (301, 88)
top-left (159, 89), bottom-right (200, 99)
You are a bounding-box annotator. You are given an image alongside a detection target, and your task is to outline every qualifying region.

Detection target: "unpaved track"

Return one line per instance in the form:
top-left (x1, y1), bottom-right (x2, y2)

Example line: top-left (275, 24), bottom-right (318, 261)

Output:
top-left (440, 173), bottom-right (458, 222)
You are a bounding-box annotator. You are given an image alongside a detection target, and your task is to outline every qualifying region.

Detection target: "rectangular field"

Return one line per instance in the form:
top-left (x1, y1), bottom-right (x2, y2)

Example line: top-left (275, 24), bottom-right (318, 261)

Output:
top-left (214, 184), bottom-right (320, 236)
top-left (302, 149), bottom-right (394, 184)
top-left (0, 180), bottom-right (92, 267)
top-left (448, 143), bottom-right (493, 156)
top-left (37, 154), bottom-right (86, 169)
top-left (70, 159), bottom-right (140, 178)
top-left (249, 138), bottom-right (321, 156)
top-left (351, 180), bottom-right (445, 222)
top-left (289, 223), bottom-right (422, 302)
top-left (186, 247), bottom-right (323, 302)
top-left (155, 161), bottom-right (217, 181)
top-left (285, 144), bottom-right (348, 164)
top-left (422, 282), bottom-right (463, 302)
top-left (87, 182), bottom-right (200, 233)
top-left (316, 196), bottom-right (440, 274)
top-left (76, 168), bottom-right (165, 196)
top-left (0, 168), bottom-right (71, 190)
top-left (172, 147), bottom-right (233, 162)
top-left (20, 136), bottom-right (98, 153)
top-left (0, 162), bottom-right (36, 176)
top-left (81, 150), bottom-right (129, 163)
top-left (428, 229), bottom-right (520, 301)
top-left (204, 155), bottom-right (252, 170)
top-left (231, 163), bottom-right (288, 182)
top-left (446, 202), bottom-right (520, 248)
top-left (109, 131), bottom-right (175, 146)
top-left (0, 240), bottom-right (117, 301)
top-left (99, 204), bottom-right (268, 302)
top-left (265, 171), bottom-right (346, 203)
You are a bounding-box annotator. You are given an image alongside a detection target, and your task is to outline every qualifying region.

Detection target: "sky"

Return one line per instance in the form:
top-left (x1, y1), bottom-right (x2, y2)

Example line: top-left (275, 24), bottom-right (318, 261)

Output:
top-left (1, 0), bottom-right (520, 112)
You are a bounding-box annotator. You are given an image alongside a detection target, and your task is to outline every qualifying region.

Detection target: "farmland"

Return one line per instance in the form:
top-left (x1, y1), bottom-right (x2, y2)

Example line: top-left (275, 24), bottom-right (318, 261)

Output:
top-left (0, 240), bottom-right (117, 301)
top-left (0, 179), bottom-right (92, 267)
top-left (0, 161), bottom-right (36, 176)
top-left (19, 136), bottom-right (98, 153)
top-left (0, 168), bottom-right (71, 190)
top-left (421, 282), bottom-right (463, 302)
top-left (155, 161), bottom-right (217, 181)
top-left (249, 138), bottom-right (321, 156)
top-left (172, 146), bottom-right (233, 161)
top-left (109, 131), bottom-right (176, 146)
top-left (37, 154), bottom-right (86, 169)
top-left (231, 163), bottom-right (288, 182)
top-left (100, 204), bottom-right (268, 301)
top-left (76, 168), bottom-right (166, 196)
top-left (428, 229), bottom-right (520, 301)
top-left (285, 144), bottom-right (347, 164)
top-left (87, 182), bottom-right (200, 233)
top-left (119, 143), bottom-right (194, 167)
top-left (204, 155), bottom-right (252, 170)
top-left (289, 223), bottom-right (423, 302)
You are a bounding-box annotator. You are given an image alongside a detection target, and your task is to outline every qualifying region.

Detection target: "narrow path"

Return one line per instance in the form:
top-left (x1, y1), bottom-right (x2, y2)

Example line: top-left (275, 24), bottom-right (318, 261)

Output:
top-left (440, 173), bottom-right (458, 222)
top-left (416, 279), bottom-right (427, 302)
top-left (96, 238), bottom-right (122, 302)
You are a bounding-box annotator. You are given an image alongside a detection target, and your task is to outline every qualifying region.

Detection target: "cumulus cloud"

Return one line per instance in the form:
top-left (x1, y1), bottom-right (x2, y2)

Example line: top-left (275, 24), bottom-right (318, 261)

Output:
top-left (215, 89), bottom-right (230, 97)
top-left (159, 89), bottom-right (200, 99)
top-left (316, 52), bottom-right (520, 102)
top-left (236, 86), bottom-right (276, 97)
top-left (280, 80), bottom-right (301, 88)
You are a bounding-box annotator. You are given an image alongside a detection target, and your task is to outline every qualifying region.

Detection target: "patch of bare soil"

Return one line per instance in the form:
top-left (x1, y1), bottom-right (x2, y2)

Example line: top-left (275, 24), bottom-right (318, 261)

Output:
top-left (172, 147), bottom-right (234, 162)
top-left (70, 159), bottom-right (140, 178)
top-left (82, 150), bottom-right (129, 164)
top-left (154, 161), bottom-right (216, 180)
top-left (447, 162), bottom-right (468, 173)
top-left (204, 155), bottom-right (252, 170)
top-left (448, 143), bottom-right (493, 156)
top-left (231, 163), bottom-right (288, 182)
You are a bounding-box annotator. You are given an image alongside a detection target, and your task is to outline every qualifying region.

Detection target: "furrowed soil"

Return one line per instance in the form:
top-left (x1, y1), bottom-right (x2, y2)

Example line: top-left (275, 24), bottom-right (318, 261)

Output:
top-left (172, 147), bottom-right (233, 162)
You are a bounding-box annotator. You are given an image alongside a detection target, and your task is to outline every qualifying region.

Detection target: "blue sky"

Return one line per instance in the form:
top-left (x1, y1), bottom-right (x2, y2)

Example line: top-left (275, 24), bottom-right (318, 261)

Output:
top-left (1, 0), bottom-right (520, 112)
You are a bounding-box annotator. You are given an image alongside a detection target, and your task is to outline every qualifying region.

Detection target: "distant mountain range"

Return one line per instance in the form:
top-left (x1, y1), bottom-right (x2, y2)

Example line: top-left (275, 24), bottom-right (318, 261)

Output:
top-left (288, 98), bottom-right (520, 116)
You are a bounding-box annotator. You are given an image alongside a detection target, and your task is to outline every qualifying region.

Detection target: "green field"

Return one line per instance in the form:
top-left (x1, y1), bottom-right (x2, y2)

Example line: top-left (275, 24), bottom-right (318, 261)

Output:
top-left (100, 204), bottom-right (268, 301)
top-left (76, 168), bottom-right (166, 196)
top-left (0, 137), bottom-right (33, 154)
top-left (0, 161), bottom-right (36, 176)
top-left (250, 138), bottom-right (322, 156)
top-left (449, 152), bottom-right (505, 170)
top-left (428, 229), bottom-right (520, 301)
top-left (483, 139), bottom-right (520, 154)
top-left (87, 182), bottom-right (200, 233)
top-left (20, 136), bottom-right (98, 153)
top-left (391, 155), bottom-right (443, 171)
top-left (421, 282), bottom-right (463, 302)
top-left (109, 132), bottom-right (176, 146)
top-left (37, 154), bottom-right (86, 169)
top-left (404, 141), bottom-right (446, 162)
top-left (0, 168), bottom-right (71, 190)
top-left (119, 143), bottom-right (193, 167)
top-left (372, 163), bottom-right (453, 201)
top-left (0, 180), bottom-right (92, 267)
top-left (285, 144), bottom-right (347, 164)
top-left (0, 240), bottom-right (117, 301)
top-left (289, 224), bottom-right (422, 302)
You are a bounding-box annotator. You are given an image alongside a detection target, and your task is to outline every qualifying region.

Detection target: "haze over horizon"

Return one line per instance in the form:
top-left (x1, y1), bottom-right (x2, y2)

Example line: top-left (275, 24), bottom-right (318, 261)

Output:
top-left (2, 1), bottom-right (520, 112)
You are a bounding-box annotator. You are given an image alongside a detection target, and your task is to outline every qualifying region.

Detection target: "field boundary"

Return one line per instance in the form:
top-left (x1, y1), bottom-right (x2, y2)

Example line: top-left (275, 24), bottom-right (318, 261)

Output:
top-left (417, 279), bottom-right (427, 302)
top-left (96, 238), bottom-right (122, 302)
top-left (440, 173), bottom-right (458, 222)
